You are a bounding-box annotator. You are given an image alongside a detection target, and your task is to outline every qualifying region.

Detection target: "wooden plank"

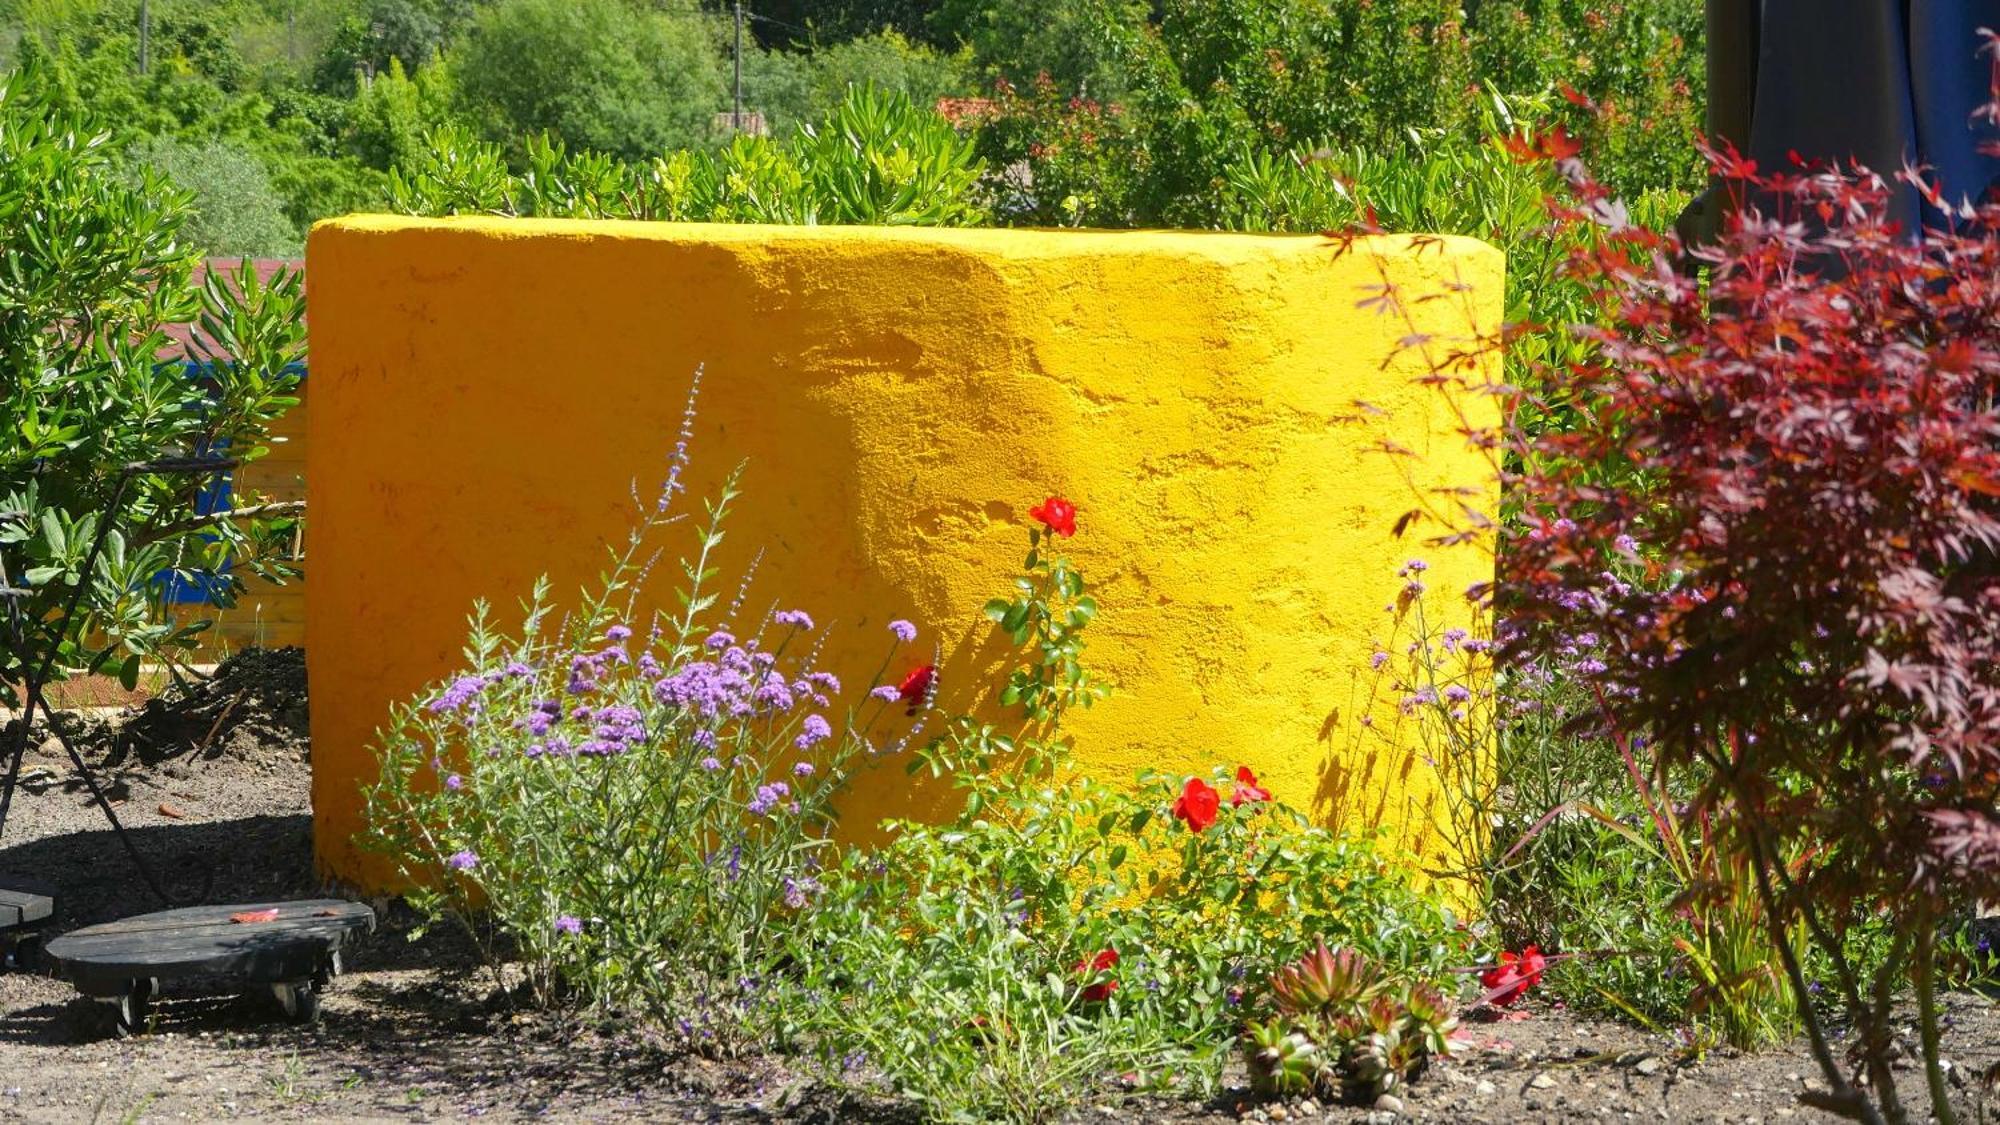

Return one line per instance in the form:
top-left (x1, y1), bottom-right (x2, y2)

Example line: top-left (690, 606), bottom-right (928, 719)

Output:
top-left (0, 884), bottom-right (54, 929)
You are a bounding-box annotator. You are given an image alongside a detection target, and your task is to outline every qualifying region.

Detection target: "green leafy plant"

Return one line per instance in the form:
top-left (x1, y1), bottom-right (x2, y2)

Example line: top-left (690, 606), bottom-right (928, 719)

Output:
top-left (0, 62), bottom-right (305, 694)
top-left (788, 504), bottom-right (1465, 1122)
top-left (390, 83), bottom-right (986, 227)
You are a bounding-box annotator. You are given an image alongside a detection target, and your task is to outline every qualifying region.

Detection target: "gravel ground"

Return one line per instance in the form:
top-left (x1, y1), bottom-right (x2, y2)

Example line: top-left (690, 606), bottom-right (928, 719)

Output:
top-left (1, 648), bottom-right (1996, 1123)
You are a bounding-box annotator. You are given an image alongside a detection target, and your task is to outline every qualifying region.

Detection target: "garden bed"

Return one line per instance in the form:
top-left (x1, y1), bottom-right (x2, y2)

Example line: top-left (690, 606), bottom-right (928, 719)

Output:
top-left (0, 649), bottom-right (1992, 1122)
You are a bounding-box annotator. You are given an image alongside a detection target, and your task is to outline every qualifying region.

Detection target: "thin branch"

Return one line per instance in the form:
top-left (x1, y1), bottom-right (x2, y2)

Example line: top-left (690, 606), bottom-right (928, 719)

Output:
top-left (139, 499), bottom-right (304, 544)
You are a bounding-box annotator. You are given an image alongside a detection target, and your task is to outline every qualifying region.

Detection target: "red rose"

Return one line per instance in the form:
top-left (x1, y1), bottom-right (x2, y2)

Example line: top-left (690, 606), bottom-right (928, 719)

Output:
top-left (1074, 948), bottom-right (1119, 1001)
top-left (1172, 777), bottom-right (1221, 833)
top-left (1480, 945), bottom-right (1546, 1007)
top-left (897, 664), bottom-right (936, 715)
top-left (1028, 496), bottom-right (1077, 537)
top-left (1230, 765), bottom-right (1272, 807)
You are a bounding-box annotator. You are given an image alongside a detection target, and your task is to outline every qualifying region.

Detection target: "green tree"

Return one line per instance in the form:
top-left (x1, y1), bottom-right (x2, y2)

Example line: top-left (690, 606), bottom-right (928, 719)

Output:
top-left (343, 51), bottom-right (457, 169)
top-left (452, 0), bottom-right (726, 161)
top-left (809, 30), bottom-right (970, 114)
top-left (927, 0), bottom-right (1148, 96)
top-left (125, 135), bottom-right (302, 256)
top-left (0, 63), bottom-right (306, 689)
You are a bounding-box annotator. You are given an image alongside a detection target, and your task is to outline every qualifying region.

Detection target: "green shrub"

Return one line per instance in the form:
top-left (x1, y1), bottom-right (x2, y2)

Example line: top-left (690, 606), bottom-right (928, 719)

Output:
top-left (791, 768), bottom-right (1464, 1118)
top-left (390, 84), bottom-right (986, 226)
top-left (0, 63), bottom-right (305, 689)
top-left (124, 134), bottom-right (300, 256)
top-left (808, 31), bottom-right (973, 120)
top-left (451, 0), bottom-right (725, 161)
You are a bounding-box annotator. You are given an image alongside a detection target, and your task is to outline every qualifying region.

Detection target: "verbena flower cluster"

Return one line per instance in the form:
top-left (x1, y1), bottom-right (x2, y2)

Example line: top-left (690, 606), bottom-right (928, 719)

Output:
top-left (362, 468), bottom-right (938, 1040)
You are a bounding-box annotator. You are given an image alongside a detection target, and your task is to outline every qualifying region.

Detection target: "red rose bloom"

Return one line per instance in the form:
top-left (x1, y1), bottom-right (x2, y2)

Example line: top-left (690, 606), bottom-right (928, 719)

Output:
top-left (1480, 945), bottom-right (1546, 1007)
top-left (1029, 496), bottom-right (1077, 537)
top-left (1172, 777), bottom-right (1221, 833)
top-left (897, 664), bottom-right (936, 715)
top-left (1074, 948), bottom-right (1119, 1001)
top-left (1230, 765), bottom-right (1272, 807)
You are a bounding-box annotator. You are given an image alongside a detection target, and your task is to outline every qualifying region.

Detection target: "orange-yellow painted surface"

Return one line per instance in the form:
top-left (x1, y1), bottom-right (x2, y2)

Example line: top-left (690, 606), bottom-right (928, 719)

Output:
top-left (176, 395), bottom-right (308, 655)
top-left (304, 216), bottom-right (1501, 890)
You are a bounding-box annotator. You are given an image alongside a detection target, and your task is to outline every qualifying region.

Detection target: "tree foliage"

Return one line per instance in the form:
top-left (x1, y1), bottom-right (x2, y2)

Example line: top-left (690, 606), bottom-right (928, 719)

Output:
top-left (451, 0), bottom-right (724, 161)
top-left (0, 65), bottom-right (305, 690)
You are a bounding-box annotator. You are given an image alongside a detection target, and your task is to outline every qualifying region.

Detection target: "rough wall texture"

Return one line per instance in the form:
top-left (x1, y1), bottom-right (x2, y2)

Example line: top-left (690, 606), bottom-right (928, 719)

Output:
top-left (305, 216), bottom-right (1502, 890)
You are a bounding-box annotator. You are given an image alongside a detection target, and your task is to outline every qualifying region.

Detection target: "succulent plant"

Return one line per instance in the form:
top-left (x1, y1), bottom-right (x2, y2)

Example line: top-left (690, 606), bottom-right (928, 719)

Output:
top-left (1245, 941), bottom-right (1463, 1107)
top-left (1271, 941), bottom-right (1383, 1020)
top-left (1243, 1017), bottom-right (1329, 1096)
top-left (1345, 1022), bottom-right (1406, 1100)
top-left (1402, 981), bottom-right (1461, 1059)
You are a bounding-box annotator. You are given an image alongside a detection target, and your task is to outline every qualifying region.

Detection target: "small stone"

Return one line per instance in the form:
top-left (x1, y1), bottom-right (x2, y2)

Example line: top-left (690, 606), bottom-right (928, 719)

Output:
top-left (1298, 1099), bottom-right (1321, 1115)
top-left (1633, 1056), bottom-right (1664, 1077)
top-left (1372, 1093), bottom-right (1404, 1116)
top-left (1474, 1080), bottom-right (1497, 1096)
top-left (1530, 1072), bottom-right (1558, 1090)
top-left (1269, 1106), bottom-right (1290, 1122)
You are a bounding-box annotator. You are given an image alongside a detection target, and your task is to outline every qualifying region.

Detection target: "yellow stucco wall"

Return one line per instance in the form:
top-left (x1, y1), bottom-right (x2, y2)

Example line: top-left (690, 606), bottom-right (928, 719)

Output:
top-left (304, 216), bottom-right (1501, 890)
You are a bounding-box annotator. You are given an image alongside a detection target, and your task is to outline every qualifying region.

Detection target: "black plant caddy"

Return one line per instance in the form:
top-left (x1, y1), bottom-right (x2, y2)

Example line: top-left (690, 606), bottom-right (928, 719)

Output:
top-left (0, 460), bottom-right (373, 1036)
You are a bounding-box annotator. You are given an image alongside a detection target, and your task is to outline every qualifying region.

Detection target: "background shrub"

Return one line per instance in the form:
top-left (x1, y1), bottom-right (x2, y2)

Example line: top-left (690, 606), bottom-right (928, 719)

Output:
top-left (124, 135), bottom-right (300, 256)
top-left (450, 0), bottom-right (724, 162)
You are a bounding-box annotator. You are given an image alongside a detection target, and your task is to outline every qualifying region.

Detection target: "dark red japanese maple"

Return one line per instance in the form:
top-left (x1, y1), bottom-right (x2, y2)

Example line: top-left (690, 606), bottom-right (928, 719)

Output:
top-left (1475, 43), bottom-right (2000, 1120)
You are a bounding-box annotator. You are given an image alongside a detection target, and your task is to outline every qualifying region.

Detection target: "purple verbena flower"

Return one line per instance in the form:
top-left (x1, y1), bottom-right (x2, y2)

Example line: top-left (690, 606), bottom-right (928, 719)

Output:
top-left (555, 914), bottom-right (583, 935)
top-left (446, 850), bottom-right (479, 872)
top-left (444, 774), bottom-right (464, 791)
top-left (793, 761), bottom-right (816, 777)
top-left (700, 756), bottom-right (723, 771)
top-left (705, 631), bottom-right (735, 650)
top-left (773, 609), bottom-right (814, 631)
top-left (605, 624), bottom-right (632, 642)
top-left (869, 684), bottom-right (900, 702)
top-left (427, 675), bottom-right (488, 714)
top-left (888, 619), bottom-right (917, 642)
top-left (753, 670), bottom-right (795, 713)
top-left (748, 782), bottom-right (791, 816)
top-left (795, 713), bottom-right (832, 750)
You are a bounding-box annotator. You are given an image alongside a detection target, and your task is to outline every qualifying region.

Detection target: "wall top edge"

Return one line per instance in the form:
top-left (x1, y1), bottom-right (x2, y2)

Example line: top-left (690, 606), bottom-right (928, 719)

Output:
top-left (308, 213), bottom-right (1502, 267)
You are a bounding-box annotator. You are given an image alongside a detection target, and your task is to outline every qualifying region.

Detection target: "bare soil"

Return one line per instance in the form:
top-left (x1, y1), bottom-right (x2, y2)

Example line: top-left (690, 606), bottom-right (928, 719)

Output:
top-left (0, 648), bottom-right (1996, 1123)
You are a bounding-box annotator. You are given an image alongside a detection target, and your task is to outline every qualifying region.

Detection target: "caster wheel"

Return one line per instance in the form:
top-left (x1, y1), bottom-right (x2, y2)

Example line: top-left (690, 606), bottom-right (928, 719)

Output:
top-left (96, 977), bottom-right (156, 1038)
top-left (0, 933), bottom-right (39, 974)
top-left (271, 979), bottom-right (321, 1024)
